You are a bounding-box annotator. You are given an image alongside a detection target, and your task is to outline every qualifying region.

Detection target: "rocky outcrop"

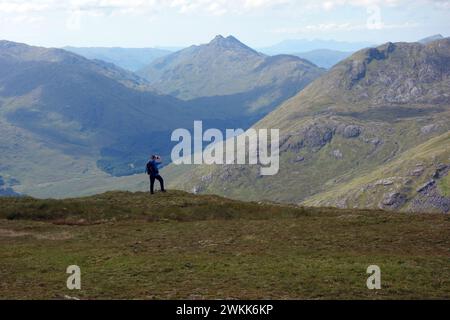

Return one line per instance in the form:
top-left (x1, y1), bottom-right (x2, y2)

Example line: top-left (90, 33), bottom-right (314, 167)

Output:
top-left (302, 125), bottom-right (334, 149)
top-left (375, 178), bottom-right (395, 186)
top-left (292, 156), bottom-right (304, 163)
top-left (342, 125), bottom-right (362, 138)
top-left (417, 180), bottom-right (436, 193)
top-left (380, 192), bottom-right (407, 209)
top-left (421, 124), bottom-right (438, 135)
top-left (411, 183), bottom-right (450, 213)
top-left (281, 123), bottom-right (335, 152)
top-left (331, 149), bottom-right (343, 159)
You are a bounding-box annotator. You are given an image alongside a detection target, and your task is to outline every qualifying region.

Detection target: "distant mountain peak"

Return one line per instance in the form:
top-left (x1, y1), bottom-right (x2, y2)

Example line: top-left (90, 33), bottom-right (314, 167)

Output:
top-left (419, 34), bottom-right (444, 44)
top-left (211, 35), bottom-right (225, 42)
top-left (208, 34), bottom-right (255, 52)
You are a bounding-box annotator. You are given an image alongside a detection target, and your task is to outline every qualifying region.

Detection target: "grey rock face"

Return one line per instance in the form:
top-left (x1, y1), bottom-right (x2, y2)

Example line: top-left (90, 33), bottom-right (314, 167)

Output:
top-left (411, 182), bottom-right (450, 213)
top-left (342, 125), bottom-right (362, 138)
top-left (371, 138), bottom-right (382, 146)
top-left (303, 125), bottom-right (334, 149)
top-left (281, 123), bottom-right (335, 152)
top-left (332, 149), bottom-right (343, 159)
top-left (411, 167), bottom-right (424, 176)
top-left (433, 164), bottom-right (448, 179)
top-left (380, 192), bottom-right (407, 209)
top-left (293, 156), bottom-right (305, 163)
top-left (421, 124), bottom-right (437, 134)
top-left (375, 178), bottom-right (394, 186)
top-left (417, 180), bottom-right (436, 193)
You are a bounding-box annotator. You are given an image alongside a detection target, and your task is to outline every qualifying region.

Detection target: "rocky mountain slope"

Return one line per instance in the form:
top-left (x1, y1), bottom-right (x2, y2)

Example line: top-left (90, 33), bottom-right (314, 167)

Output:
top-left (138, 35), bottom-right (324, 115)
top-left (164, 38), bottom-right (450, 213)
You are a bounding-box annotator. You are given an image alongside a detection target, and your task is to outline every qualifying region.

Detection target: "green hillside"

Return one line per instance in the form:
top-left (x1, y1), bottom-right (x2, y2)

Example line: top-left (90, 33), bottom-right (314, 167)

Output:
top-left (1, 191), bottom-right (449, 299)
top-left (163, 39), bottom-right (450, 213)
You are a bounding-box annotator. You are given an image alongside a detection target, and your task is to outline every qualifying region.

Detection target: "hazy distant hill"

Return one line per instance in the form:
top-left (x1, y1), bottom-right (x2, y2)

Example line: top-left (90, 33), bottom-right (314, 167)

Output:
top-left (164, 38), bottom-right (450, 213)
top-left (418, 34), bottom-right (444, 44)
top-left (138, 35), bottom-right (324, 115)
top-left (293, 49), bottom-right (353, 69)
top-left (64, 47), bottom-right (172, 71)
top-left (259, 39), bottom-right (373, 55)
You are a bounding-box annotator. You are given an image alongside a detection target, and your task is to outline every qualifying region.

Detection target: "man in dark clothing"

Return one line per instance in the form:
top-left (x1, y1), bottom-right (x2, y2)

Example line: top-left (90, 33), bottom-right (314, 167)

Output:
top-left (146, 155), bottom-right (166, 194)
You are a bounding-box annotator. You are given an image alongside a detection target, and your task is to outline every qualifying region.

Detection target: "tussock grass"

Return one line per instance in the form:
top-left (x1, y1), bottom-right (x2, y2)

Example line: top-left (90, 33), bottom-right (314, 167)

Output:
top-left (0, 191), bottom-right (449, 299)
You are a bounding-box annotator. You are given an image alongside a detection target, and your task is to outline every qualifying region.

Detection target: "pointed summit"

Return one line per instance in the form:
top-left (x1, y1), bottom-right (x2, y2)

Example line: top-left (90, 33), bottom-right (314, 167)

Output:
top-left (210, 35), bottom-right (225, 43)
top-left (208, 35), bottom-right (256, 52)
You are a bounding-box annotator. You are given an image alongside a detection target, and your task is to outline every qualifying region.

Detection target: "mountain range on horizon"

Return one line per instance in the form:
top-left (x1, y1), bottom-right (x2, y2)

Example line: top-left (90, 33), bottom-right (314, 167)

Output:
top-left (60, 35), bottom-right (447, 72)
top-left (62, 37), bottom-right (373, 71)
top-left (259, 38), bottom-right (374, 55)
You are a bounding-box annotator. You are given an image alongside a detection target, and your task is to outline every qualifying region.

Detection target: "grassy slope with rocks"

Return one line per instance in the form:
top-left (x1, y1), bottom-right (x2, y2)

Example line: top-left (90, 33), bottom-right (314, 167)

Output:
top-left (0, 191), bottom-right (449, 299)
top-left (163, 39), bottom-right (450, 213)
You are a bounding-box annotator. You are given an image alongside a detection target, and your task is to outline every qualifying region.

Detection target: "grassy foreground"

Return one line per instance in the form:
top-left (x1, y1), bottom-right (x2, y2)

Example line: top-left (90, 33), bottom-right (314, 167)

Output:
top-left (0, 191), bottom-right (449, 299)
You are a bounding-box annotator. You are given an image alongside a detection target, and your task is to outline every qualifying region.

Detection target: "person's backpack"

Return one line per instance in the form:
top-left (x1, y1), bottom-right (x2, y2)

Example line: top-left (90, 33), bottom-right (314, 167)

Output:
top-left (146, 162), bottom-right (154, 175)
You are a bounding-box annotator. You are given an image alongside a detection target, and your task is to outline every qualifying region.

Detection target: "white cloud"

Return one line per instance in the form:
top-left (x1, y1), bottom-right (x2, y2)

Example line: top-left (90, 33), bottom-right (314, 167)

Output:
top-left (0, 0), bottom-right (296, 17)
top-left (3, 14), bottom-right (44, 24)
top-left (319, 0), bottom-right (403, 10)
top-left (1, 0), bottom-right (443, 17)
top-left (271, 21), bottom-right (419, 34)
top-left (0, 0), bottom-right (56, 13)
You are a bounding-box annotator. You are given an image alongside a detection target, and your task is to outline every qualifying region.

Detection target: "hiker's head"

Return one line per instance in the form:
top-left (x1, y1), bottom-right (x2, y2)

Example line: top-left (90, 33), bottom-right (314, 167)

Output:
top-left (151, 155), bottom-right (157, 160)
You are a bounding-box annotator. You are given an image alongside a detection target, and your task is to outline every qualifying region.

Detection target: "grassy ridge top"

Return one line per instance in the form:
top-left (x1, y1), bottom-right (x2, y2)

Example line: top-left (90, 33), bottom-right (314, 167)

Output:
top-left (0, 190), bottom-right (388, 224)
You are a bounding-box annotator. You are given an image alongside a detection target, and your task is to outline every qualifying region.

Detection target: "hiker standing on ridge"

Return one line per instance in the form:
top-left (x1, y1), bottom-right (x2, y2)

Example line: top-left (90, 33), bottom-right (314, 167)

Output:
top-left (146, 155), bottom-right (166, 194)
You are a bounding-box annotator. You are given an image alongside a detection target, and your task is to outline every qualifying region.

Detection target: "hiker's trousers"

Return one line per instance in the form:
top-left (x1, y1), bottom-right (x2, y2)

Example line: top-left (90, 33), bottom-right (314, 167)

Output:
top-left (150, 175), bottom-right (165, 194)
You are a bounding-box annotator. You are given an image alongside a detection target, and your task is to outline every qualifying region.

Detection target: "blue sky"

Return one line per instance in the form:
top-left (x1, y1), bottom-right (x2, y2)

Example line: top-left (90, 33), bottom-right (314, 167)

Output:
top-left (0, 0), bottom-right (448, 48)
